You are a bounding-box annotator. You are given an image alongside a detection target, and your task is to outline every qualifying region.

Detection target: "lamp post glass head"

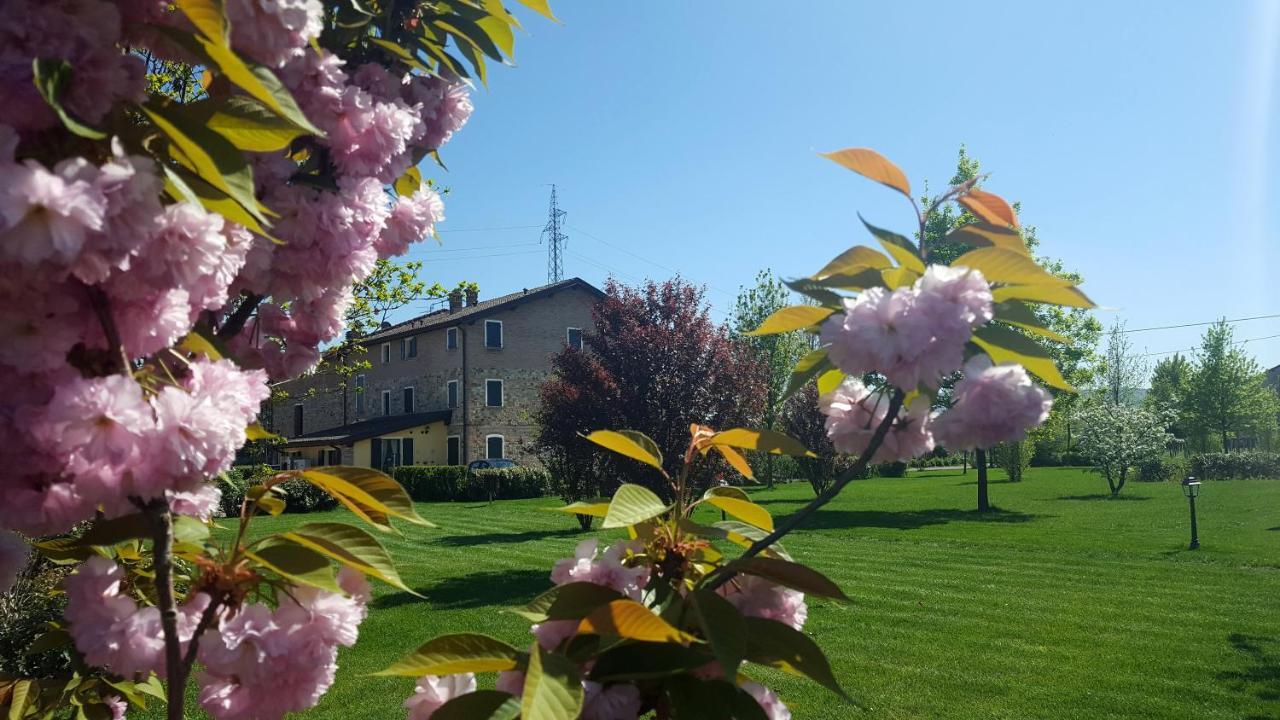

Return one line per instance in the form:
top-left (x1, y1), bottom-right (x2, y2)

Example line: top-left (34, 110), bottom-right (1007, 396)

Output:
top-left (1182, 477), bottom-right (1201, 498)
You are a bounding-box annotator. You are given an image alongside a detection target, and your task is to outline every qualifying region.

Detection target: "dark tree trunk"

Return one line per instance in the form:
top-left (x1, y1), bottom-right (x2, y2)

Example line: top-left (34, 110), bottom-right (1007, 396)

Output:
top-left (765, 453), bottom-right (775, 490)
top-left (962, 450), bottom-right (969, 475)
top-left (976, 448), bottom-right (990, 512)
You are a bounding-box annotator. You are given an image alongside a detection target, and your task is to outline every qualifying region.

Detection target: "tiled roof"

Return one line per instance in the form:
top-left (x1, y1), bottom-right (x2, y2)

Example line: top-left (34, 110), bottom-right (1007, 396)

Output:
top-left (360, 277), bottom-right (602, 345)
top-left (284, 410), bottom-right (453, 448)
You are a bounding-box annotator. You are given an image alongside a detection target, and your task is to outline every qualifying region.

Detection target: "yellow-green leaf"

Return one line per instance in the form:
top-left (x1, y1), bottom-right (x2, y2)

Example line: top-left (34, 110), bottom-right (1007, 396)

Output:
top-left (747, 305), bottom-right (834, 336)
top-left (972, 324), bottom-right (1074, 392)
top-left (735, 557), bottom-right (849, 600)
top-left (820, 147), bottom-right (911, 197)
top-left (701, 493), bottom-right (773, 533)
top-left (710, 428), bottom-right (813, 457)
top-left (522, 647), bottom-right (582, 720)
top-left (813, 245), bottom-right (892, 280)
top-left (395, 166), bottom-right (422, 197)
top-left (433, 691), bottom-right (522, 720)
top-left (299, 466), bottom-right (432, 530)
top-left (206, 96), bottom-right (308, 152)
top-left (783, 348), bottom-right (832, 400)
top-left (177, 329), bottom-right (223, 360)
top-left (713, 521), bottom-right (792, 561)
top-left (32, 60), bottom-right (106, 139)
top-left (583, 430), bottom-right (663, 470)
top-left (602, 484), bottom-right (670, 529)
top-left (881, 266), bottom-right (919, 289)
top-left (958, 188), bottom-right (1018, 228)
top-left (713, 445), bottom-right (754, 480)
top-left (245, 423), bottom-right (278, 441)
top-left (945, 222), bottom-right (1029, 256)
top-left (280, 522), bottom-right (418, 594)
top-left (991, 284), bottom-right (1096, 308)
top-left (245, 541), bottom-right (341, 593)
top-left (546, 500), bottom-right (610, 518)
top-left (816, 368), bottom-right (845, 396)
top-left (377, 634), bottom-right (520, 677)
top-left (952, 247), bottom-right (1071, 288)
top-left (860, 216), bottom-right (924, 274)
top-left (159, 162), bottom-right (275, 240)
top-left (744, 617), bottom-right (852, 702)
top-left (578, 600), bottom-right (698, 644)
top-left (515, 0), bottom-right (560, 23)
top-left (993, 301), bottom-right (1073, 344)
top-left (176, 0), bottom-right (230, 45)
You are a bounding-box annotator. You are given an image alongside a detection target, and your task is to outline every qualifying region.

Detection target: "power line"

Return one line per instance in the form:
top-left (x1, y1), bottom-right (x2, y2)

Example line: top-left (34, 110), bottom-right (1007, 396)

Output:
top-left (568, 224), bottom-right (737, 299)
top-left (1138, 332), bottom-right (1280, 358)
top-left (415, 249), bottom-right (543, 263)
top-left (409, 241), bottom-right (541, 254)
top-left (566, 248), bottom-right (730, 320)
top-left (435, 224), bottom-right (542, 233)
top-left (1119, 313), bottom-right (1280, 334)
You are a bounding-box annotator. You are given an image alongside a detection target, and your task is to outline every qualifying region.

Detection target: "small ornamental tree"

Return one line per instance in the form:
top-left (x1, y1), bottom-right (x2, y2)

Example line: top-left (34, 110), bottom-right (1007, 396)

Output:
top-left (780, 384), bottom-right (844, 495)
top-left (1077, 404), bottom-right (1173, 496)
top-left (535, 278), bottom-right (768, 498)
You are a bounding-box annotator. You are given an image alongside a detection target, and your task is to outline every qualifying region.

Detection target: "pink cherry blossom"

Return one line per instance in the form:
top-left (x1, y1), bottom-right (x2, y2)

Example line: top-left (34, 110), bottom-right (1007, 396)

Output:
top-left (495, 670), bottom-right (525, 696)
top-left (403, 674), bottom-right (476, 720)
top-left (931, 355), bottom-right (1053, 450)
top-left (742, 682), bottom-right (791, 720)
top-left (168, 485), bottom-right (222, 519)
top-left (718, 575), bottom-right (808, 631)
top-left (820, 378), bottom-right (935, 462)
top-left (403, 75), bottom-right (474, 150)
top-left (0, 158), bottom-right (106, 267)
top-left (0, 530), bottom-right (28, 593)
top-left (378, 188), bottom-right (444, 257)
top-left (224, 0), bottom-right (323, 68)
top-left (532, 619), bottom-right (579, 651)
top-left (105, 695), bottom-right (128, 720)
top-left (550, 539), bottom-right (650, 600)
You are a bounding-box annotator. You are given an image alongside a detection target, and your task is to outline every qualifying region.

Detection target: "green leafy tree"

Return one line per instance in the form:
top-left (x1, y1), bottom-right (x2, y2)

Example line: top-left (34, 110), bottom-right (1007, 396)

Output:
top-left (730, 270), bottom-right (812, 487)
top-left (1097, 320), bottom-right (1148, 406)
top-left (1183, 321), bottom-right (1280, 450)
top-left (1146, 353), bottom-right (1190, 437)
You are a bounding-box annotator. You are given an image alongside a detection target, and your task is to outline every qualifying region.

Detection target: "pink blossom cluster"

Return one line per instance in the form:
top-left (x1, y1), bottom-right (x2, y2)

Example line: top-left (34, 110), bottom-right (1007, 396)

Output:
top-left (818, 264), bottom-right (1053, 458)
top-left (403, 674), bottom-right (476, 720)
top-left (530, 539), bottom-right (652, 652)
top-left (224, 0), bottom-right (324, 68)
top-left (64, 556), bottom-right (212, 678)
top-left (197, 569), bottom-right (371, 720)
top-left (820, 378), bottom-right (935, 463)
top-left (717, 574), bottom-right (809, 631)
top-left (226, 51), bottom-right (468, 381)
top-left (931, 356), bottom-right (1052, 450)
top-left (1, 359), bottom-right (266, 535)
top-left (821, 265), bottom-right (993, 390)
top-left (0, 0), bottom-right (144, 133)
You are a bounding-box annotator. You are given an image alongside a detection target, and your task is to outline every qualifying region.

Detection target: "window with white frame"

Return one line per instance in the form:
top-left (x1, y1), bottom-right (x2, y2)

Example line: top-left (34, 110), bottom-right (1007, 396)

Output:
top-left (355, 374), bottom-right (366, 414)
top-left (447, 379), bottom-right (459, 409)
top-left (567, 327), bottom-right (583, 350)
top-left (485, 379), bottom-right (503, 407)
top-left (381, 390), bottom-right (391, 416)
top-left (486, 434), bottom-right (504, 460)
top-left (446, 327), bottom-right (458, 350)
top-left (401, 336), bottom-right (418, 359)
top-left (484, 320), bottom-right (502, 348)
top-left (446, 435), bottom-right (460, 466)
top-left (381, 342), bottom-right (391, 364)
top-left (402, 387), bottom-right (414, 414)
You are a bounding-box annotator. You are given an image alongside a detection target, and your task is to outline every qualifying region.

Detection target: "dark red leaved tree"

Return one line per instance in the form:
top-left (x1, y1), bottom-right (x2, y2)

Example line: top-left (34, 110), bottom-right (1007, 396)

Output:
top-left (535, 278), bottom-right (767, 515)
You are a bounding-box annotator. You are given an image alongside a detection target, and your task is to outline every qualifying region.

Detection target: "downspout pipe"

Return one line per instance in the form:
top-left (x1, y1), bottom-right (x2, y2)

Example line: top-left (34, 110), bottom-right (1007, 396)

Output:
top-left (460, 324), bottom-right (469, 465)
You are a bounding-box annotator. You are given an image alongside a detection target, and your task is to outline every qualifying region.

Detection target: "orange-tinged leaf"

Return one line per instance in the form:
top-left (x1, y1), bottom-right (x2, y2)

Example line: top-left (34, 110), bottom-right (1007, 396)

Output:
top-left (820, 148), bottom-right (911, 197)
top-left (747, 305), bottom-right (834, 336)
top-left (813, 245), bottom-right (892, 280)
top-left (578, 600), bottom-right (698, 644)
top-left (546, 500), bottom-right (610, 518)
top-left (991, 284), bottom-right (1096, 308)
top-left (710, 429), bottom-right (813, 457)
top-left (714, 445), bottom-right (755, 481)
top-left (958, 188), bottom-right (1018, 228)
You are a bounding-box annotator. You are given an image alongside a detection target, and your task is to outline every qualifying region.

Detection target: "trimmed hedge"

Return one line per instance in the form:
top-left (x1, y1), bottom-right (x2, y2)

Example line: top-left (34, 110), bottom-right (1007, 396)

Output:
top-left (1137, 454), bottom-right (1190, 483)
top-left (217, 465), bottom-right (338, 516)
top-left (393, 465), bottom-right (551, 502)
top-left (1189, 451), bottom-right (1280, 481)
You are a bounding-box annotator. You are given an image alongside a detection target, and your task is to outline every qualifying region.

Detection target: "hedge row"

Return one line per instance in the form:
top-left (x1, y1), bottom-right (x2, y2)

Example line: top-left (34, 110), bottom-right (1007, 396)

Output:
top-left (1189, 451), bottom-right (1280, 481)
top-left (217, 465), bottom-right (338, 517)
top-left (393, 465), bottom-right (551, 502)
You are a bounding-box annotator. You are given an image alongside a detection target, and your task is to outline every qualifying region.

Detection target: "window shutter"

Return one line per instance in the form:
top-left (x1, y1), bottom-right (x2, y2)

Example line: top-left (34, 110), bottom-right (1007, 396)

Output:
top-left (370, 438), bottom-right (382, 471)
top-left (409, 336), bottom-right (418, 357)
top-left (402, 438), bottom-right (414, 466)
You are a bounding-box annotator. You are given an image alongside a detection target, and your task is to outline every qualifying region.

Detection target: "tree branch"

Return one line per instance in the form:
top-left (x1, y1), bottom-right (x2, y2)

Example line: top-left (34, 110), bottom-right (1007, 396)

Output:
top-left (180, 595), bottom-right (223, 678)
top-left (217, 293), bottom-right (263, 340)
top-left (142, 501), bottom-right (185, 720)
top-left (85, 284), bottom-right (131, 375)
top-left (703, 388), bottom-right (906, 592)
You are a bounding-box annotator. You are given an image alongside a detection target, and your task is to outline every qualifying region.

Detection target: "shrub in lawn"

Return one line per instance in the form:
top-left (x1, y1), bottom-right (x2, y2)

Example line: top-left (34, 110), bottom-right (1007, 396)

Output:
top-left (276, 477), bottom-right (339, 513)
top-left (1190, 451), bottom-right (1280, 480)
top-left (992, 438), bottom-right (1034, 481)
top-left (393, 466), bottom-right (470, 502)
top-left (1137, 454), bottom-right (1190, 483)
top-left (873, 461), bottom-right (908, 477)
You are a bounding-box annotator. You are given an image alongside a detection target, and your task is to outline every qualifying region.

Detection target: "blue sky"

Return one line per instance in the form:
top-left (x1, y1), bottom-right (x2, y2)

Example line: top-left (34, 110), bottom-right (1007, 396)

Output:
top-left (400, 1), bottom-right (1280, 376)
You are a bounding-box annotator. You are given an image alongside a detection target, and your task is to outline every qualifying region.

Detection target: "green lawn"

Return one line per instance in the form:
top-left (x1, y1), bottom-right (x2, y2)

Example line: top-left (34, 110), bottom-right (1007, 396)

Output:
top-left (220, 468), bottom-right (1280, 719)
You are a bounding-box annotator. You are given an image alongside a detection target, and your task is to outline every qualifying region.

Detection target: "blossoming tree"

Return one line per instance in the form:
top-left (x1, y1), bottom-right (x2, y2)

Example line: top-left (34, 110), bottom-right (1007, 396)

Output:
top-left (0, 0), bottom-right (549, 717)
top-left (377, 149), bottom-right (1097, 719)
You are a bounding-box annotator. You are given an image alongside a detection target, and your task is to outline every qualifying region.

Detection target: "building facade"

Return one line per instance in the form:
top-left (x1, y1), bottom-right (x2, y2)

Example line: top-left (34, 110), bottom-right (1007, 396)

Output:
top-left (272, 278), bottom-right (601, 469)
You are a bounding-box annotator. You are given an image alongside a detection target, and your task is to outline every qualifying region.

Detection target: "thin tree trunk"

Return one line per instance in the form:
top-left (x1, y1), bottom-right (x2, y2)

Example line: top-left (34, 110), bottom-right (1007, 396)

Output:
top-left (976, 448), bottom-right (990, 512)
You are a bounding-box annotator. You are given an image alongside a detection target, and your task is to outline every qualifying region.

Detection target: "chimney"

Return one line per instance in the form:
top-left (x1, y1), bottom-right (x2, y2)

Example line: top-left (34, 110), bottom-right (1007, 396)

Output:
top-left (465, 287), bottom-right (478, 307)
top-left (448, 289), bottom-right (463, 313)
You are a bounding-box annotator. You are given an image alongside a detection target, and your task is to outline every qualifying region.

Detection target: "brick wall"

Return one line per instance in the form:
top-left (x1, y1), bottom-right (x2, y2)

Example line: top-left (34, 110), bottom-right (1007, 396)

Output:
top-left (272, 283), bottom-right (599, 467)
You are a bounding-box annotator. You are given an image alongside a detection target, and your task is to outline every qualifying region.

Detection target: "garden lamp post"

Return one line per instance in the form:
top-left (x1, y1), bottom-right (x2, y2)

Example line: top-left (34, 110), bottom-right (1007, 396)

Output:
top-left (1181, 476), bottom-right (1201, 550)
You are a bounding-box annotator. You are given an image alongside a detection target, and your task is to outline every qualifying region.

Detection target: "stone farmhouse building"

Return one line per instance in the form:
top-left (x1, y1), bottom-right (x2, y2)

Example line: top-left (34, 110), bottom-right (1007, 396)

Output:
top-left (270, 278), bottom-right (602, 470)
